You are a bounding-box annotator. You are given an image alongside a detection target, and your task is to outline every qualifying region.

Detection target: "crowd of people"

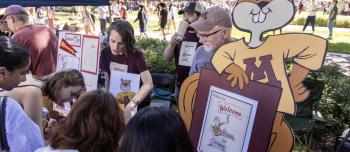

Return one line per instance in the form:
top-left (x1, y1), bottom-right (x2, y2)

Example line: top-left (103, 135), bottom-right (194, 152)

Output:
top-left (0, 0), bottom-right (345, 151)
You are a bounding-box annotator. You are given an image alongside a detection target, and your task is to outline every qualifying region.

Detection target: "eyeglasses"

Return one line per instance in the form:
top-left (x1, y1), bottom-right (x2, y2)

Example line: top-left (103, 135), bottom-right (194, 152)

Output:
top-left (196, 28), bottom-right (224, 38)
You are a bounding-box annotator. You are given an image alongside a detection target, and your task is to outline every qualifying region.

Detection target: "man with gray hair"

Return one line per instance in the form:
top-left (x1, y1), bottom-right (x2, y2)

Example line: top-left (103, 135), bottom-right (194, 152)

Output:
top-left (2, 5), bottom-right (57, 76)
top-left (189, 6), bottom-right (235, 75)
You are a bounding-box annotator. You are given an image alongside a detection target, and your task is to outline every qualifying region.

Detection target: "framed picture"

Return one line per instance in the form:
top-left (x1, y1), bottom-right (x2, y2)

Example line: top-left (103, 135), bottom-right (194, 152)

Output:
top-left (190, 69), bottom-right (282, 152)
top-left (198, 86), bottom-right (258, 152)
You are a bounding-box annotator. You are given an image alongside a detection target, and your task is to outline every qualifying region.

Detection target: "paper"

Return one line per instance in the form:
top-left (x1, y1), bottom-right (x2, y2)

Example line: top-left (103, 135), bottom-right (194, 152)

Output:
top-left (197, 86), bottom-right (258, 152)
top-left (178, 41), bottom-right (197, 67)
top-left (57, 31), bottom-right (101, 92)
top-left (65, 33), bottom-right (81, 47)
top-left (52, 102), bottom-right (72, 117)
top-left (58, 54), bottom-right (80, 70)
top-left (177, 20), bottom-right (189, 37)
top-left (110, 62), bottom-right (128, 72)
top-left (81, 36), bottom-right (99, 74)
top-left (110, 71), bottom-right (140, 113)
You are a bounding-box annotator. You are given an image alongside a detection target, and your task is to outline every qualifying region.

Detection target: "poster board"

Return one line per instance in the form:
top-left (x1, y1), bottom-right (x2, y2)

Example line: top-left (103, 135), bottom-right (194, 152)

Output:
top-left (190, 69), bottom-right (282, 152)
top-left (57, 31), bottom-right (100, 91)
top-left (109, 71), bottom-right (140, 113)
top-left (178, 41), bottom-right (197, 67)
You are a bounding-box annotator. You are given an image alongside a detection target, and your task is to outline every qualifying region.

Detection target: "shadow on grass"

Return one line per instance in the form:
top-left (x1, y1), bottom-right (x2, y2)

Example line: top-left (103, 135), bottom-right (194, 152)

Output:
top-left (329, 42), bottom-right (350, 54)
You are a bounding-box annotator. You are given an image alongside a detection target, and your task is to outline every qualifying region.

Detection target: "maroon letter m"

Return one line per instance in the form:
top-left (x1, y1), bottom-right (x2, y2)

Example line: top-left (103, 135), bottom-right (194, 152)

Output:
top-left (243, 55), bottom-right (281, 87)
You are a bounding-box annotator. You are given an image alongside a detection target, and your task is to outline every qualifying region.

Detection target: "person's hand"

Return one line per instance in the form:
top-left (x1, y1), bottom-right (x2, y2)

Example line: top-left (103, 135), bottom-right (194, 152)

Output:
top-left (170, 35), bottom-right (181, 47)
top-left (224, 63), bottom-right (249, 90)
top-left (124, 101), bottom-right (137, 112)
top-left (289, 77), bottom-right (310, 102)
top-left (123, 101), bottom-right (137, 124)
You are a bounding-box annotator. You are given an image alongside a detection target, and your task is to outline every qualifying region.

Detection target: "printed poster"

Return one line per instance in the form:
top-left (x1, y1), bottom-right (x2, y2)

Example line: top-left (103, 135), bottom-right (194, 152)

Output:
top-left (178, 41), bottom-right (197, 67)
top-left (81, 35), bottom-right (100, 75)
top-left (109, 71), bottom-right (140, 114)
top-left (198, 86), bottom-right (258, 152)
top-left (57, 31), bottom-right (100, 91)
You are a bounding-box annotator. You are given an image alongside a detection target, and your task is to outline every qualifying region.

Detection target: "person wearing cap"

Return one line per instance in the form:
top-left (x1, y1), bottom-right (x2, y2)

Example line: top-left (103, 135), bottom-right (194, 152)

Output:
top-left (188, 6), bottom-right (235, 75)
top-left (2, 5), bottom-right (57, 77)
top-left (163, 1), bottom-right (204, 103)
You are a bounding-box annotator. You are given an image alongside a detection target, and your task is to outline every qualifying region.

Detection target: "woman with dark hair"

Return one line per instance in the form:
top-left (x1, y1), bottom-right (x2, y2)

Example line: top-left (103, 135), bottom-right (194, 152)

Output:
top-left (134, 4), bottom-right (148, 38)
top-left (100, 20), bottom-right (153, 121)
top-left (35, 90), bottom-right (125, 152)
top-left (0, 36), bottom-right (44, 151)
top-left (120, 107), bottom-right (193, 152)
top-left (0, 69), bottom-right (86, 134)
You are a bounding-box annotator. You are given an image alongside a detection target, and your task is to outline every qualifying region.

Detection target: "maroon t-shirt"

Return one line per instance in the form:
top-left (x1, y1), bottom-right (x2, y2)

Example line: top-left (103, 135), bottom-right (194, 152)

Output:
top-left (100, 47), bottom-right (148, 76)
top-left (174, 29), bottom-right (202, 88)
top-left (11, 24), bottom-right (57, 76)
top-left (100, 47), bottom-right (150, 108)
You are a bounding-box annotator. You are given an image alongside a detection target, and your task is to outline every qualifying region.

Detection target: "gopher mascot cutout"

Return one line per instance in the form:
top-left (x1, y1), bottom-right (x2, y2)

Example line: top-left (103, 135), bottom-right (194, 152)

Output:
top-left (179, 0), bottom-right (328, 151)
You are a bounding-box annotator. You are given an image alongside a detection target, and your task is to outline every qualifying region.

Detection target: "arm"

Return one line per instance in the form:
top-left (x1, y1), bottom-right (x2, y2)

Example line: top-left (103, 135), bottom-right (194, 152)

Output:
top-left (125, 70), bottom-right (154, 110)
top-left (104, 71), bottom-right (110, 92)
top-left (163, 35), bottom-right (181, 61)
top-left (211, 43), bottom-right (249, 89)
top-left (289, 64), bottom-right (310, 102)
top-left (21, 87), bottom-right (44, 136)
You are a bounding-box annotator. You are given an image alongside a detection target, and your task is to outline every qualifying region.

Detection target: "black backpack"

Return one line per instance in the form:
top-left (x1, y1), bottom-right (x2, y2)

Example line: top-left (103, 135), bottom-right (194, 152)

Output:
top-left (0, 96), bottom-right (9, 152)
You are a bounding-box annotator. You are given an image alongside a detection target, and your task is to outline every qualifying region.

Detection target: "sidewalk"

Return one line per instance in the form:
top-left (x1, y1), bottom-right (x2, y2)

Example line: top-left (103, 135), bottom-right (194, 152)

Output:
top-left (325, 52), bottom-right (350, 76)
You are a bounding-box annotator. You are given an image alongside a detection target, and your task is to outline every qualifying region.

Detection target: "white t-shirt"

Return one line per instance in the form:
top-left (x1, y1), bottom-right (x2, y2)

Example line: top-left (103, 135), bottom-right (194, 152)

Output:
top-left (98, 6), bottom-right (107, 19)
top-left (113, 4), bottom-right (121, 18)
top-left (308, 3), bottom-right (318, 16)
top-left (35, 146), bottom-right (79, 152)
top-left (3, 97), bottom-right (44, 152)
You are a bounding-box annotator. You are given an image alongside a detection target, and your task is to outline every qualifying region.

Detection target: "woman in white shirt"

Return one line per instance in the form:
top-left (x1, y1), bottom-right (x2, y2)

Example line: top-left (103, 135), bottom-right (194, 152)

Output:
top-left (0, 36), bottom-right (44, 152)
top-left (302, 0), bottom-right (318, 33)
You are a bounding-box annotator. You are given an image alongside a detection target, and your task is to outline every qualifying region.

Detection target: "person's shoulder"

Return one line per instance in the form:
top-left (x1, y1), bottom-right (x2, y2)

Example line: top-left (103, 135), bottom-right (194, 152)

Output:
top-left (133, 48), bottom-right (145, 57)
top-left (3, 97), bottom-right (24, 115)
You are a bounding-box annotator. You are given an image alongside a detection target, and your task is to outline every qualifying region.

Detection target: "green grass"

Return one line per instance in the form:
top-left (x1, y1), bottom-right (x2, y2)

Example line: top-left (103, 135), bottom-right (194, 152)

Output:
top-left (56, 11), bottom-right (350, 54)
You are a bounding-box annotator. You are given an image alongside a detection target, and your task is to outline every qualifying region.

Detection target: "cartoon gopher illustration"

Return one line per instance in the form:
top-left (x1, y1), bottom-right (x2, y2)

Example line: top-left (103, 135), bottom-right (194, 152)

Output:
top-left (179, 0), bottom-right (327, 151)
top-left (116, 79), bottom-right (136, 111)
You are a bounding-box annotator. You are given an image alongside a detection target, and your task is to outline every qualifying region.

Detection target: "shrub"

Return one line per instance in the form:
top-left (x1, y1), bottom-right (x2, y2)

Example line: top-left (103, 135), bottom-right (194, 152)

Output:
top-left (136, 38), bottom-right (175, 76)
top-left (292, 17), bottom-right (350, 28)
top-left (308, 65), bottom-right (350, 134)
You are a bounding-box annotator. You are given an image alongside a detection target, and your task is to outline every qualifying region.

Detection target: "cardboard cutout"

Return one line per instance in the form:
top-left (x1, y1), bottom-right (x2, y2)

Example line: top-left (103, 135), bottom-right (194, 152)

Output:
top-left (179, 0), bottom-right (328, 151)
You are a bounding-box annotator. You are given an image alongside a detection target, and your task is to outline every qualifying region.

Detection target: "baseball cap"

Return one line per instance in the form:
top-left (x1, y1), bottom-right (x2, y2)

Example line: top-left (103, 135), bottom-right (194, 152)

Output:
top-left (190, 6), bottom-right (232, 32)
top-left (178, 1), bottom-right (205, 15)
top-left (3, 5), bottom-right (28, 18)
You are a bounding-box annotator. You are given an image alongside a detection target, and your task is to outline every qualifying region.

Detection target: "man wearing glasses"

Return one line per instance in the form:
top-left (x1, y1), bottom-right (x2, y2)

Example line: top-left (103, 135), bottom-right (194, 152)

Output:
top-left (1, 5), bottom-right (57, 77)
top-left (189, 6), bottom-right (235, 75)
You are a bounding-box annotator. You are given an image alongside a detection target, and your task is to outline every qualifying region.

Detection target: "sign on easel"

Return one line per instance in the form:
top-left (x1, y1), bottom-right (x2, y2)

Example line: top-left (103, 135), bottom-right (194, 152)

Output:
top-left (57, 31), bottom-right (100, 91)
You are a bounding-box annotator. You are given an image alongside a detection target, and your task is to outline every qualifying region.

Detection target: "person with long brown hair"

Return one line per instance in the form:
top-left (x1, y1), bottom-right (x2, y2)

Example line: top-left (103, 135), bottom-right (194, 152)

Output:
top-left (0, 69), bottom-right (86, 136)
top-left (36, 90), bottom-right (125, 152)
top-left (100, 20), bottom-right (153, 121)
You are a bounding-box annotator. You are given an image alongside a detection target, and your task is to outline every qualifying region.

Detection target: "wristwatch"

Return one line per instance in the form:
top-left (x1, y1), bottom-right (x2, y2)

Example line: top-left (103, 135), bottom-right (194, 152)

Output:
top-left (131, 99), bottom-right (140, 105)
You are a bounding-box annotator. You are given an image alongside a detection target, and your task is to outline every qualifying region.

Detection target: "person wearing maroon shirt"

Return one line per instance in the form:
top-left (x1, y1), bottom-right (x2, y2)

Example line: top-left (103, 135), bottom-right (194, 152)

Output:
top-left (2, 5), bottom-right (57, 77)
top-left (100, 20), bottom-right (154, 114)
top-left (163, 1), bottom-right (204, 103)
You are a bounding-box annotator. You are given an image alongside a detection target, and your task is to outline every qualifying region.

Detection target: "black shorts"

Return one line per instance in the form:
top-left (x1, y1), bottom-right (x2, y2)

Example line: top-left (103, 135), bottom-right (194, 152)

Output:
top-left (160, 21), bottom-right (167, 28)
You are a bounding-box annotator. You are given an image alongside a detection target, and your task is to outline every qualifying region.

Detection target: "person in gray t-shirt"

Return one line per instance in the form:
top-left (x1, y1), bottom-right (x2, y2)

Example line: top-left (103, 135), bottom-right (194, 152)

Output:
top-left (189, 45), bottom-right (215, 75)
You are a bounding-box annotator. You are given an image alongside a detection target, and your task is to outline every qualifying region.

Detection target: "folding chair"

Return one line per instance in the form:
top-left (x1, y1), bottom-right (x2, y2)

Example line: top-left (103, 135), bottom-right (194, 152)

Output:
top-left (285, 78), bottom-right (327, 150)
top-left (335, 128), bottom-right (350, 152)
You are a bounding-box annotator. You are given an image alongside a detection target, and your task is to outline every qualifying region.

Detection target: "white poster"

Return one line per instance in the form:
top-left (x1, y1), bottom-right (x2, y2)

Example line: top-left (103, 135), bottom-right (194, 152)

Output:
top-left (178, 41), bottom-right (197, 67)
top-left (197, 86), bottom-right (258, 152)
top-left (81, 35), bottom-right (100, 74)
top-left (57, 31), bottom-right (100, 91)
top-left (110, 71), bottom-right (140, 112)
